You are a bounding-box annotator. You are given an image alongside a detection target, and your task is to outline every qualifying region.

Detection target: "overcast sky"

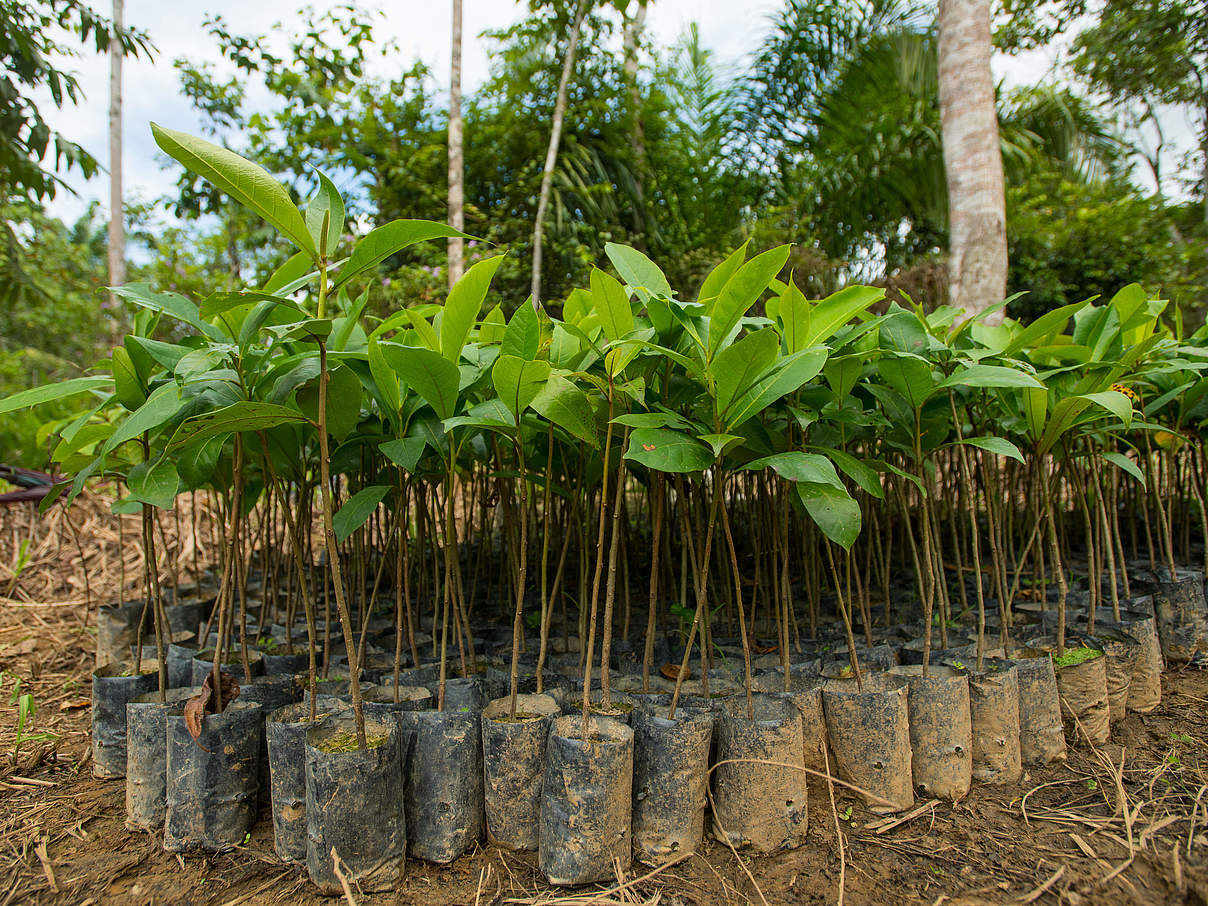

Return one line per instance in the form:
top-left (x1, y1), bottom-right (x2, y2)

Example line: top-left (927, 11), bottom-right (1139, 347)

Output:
top-left (35, 0), bottom-right (1193, 226)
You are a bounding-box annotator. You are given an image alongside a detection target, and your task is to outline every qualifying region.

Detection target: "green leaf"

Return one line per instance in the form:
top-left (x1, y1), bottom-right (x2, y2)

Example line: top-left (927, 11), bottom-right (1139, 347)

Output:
top-left (714, 329), bottom-right (780, 417)
top-left (708, 245), bottom-right (790, 359)
top-left (804, 285), bottom-right (884, 347)
top-left (127, 459), bottom-right (180, 510)
top-left (1080, 390), bottom-right (1133, 427)
top-left (111, 347), bottom-right (146, 411)
top-left (199, 290), bottom-right (302, 321)
top-left (955, 436), bottom-right (1025, 463)
top-left (723, 346), bottom-right (827, 429)
top-left (492, 355), bottom-right (551, 417)
top-left (168, 401), bottom-right (309, 452)
top-left (126, 336), bottom-right (191, 372)
top-left (102, 384), bottom-right (186, 456)
top-left (442, 255), bottom-right (504, 362)
top-left (623, 428), bottom-right (713, 473)
top-left (604, 242), bottom-right (673, 300)
top-left (797, 481), bottom-right (861, 549)
top-left (368, 337), bottom-right (401, 416)
top-left (878, 355), bottom-right (934, 410)
top-left (112, 283), bottom-right (222, 340)
top-left (697, 241), bottom-right (749, 303)
top-left (818, 447), bottom-right (885, 499)
top-left (776, 279), bottom-right (810, 354)
top-left (381, 345), bottom-right (461, 421)
top-left (699, 433), bottom-right (743, 457)
top-left (1003, 300), bottom-right (1090, 356)
top-left (742, 451), bottom-right (845, 490)
top-left (297, 365), bottom-right (362, 441)
top-left (333, 485), bottom-right (391, 543)
top-left (1102, 451), bottom-right (1146, 487)
top-left (306, 171), bottom-right (345, 257)
top-left (501, 296), bottom-right (540, 360)
top-left (381, 437), bottom-right (426, 472)
top-left (590, 268), bottom-right (634, 342)
top-left (263, 250), bottom-right (314, 294)
top-left (333, 220), bottom-right (467, 292)
top-left (938, 364), bottom-right (1044, 391)
top-left (0, 377), bottom-right (111, 416)
top-left (151, 123), bottom-right (316, 259)
top-left (533, 374), bottom-right (599, 449)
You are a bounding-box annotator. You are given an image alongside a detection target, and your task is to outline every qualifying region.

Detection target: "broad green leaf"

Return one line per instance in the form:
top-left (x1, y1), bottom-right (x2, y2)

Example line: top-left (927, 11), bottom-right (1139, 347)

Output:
top-left (112, 283), bottom-right (222, 340)
top-left (263, 250), bottom-right (313, 294)
top-left (501, 295), bottom-right (540, 360)
top-left (199, 290), bottom-right (302, 320)
top-left (1003, 300), bottom-right (1090, 357)
top-left (714, 329), bottom-right (780, 417)
top-left (404, 309), bottom-right (440, 352)
top-left (697, 241), bottom-right (749, 304)
top-left (380, 344), bottom-right (461, 421)
top-left (102, 383), bottom-right (186, 456)
top-left (1080, 390), bottom-right (1133, 427)
top-left (1102, 451), bottom-right (1146, 487)
top-left (723, 346), bottom-right (828, 429)
top-left (368, 337), bottom-right (401, 416)
top-left (297, 365), bottom-right (363, 441)
top-left (699, 433), bottom-right (743, 457)
top-left (492, 355), bottom-right (551, 416)
top-left (819, 447), bottom-right (885, 499)
top-left (776, 279), bottom-right (810, 354)
top-left (797, 481), bottom-right (861, 549)
top-left (168, 401), bottom-right (309, 452)
top-left (126, 336), bottom-right (191, 372)
top-left (612, 410), bottom-right (693, 431)
top-left (532, 374), bottom-right (598, 448)
top-left (111, 347), bottom-right (146, 410)
top-left (878, 355), bottom-right (934, 409)
top-left (151, 123), bottom-right (316, 259)
top-left (742, 451), bottom-right (846, 490)
top-left (1023, 386), bottom-right (1048, 441)
top-left (804, 285), bottom-right (884, 347)
top-left (590, 268), bottom-right (634, 342)
top-left (442, 255), bottom-right (504, 362)
top-left (127, 459), bottom-right (180, 510)
top-left (623, 428), bottom-right (713, 473)
top-left (938, 363), bottom-right (1044, 391)
top-left (333, 220), bottom-right (467, 292)
top-left (604, 242), bottom-right (673, 300)
top-left (708, 245), bottom-right (790, 359)
top-left (479, 305), bottom-right (508, 346)
top-left (333, 485), bottom-right (391, 543)
top-left (175, 435), bottom-right (224, 489)
top-left (381, 437), bottom-right (426, 472)
top-left (306, 171), bottom-right (345, 257)
top-left (444, 399), bottom-right (515, 433)
top-left (955, 436), bottom-right (1025, 463)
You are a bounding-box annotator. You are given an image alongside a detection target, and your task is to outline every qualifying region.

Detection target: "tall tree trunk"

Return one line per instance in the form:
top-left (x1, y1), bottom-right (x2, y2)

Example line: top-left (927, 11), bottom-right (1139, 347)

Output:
top-left (937, 0), bottom-right (1007, 324)
top-left (530, 0), bottom-right (589, 310)
top-left (447, 0), bottom-right (465, 287)
top-left (623, 0), bottom-right (647, 245)
top-left (107, 0), bottom-right (126, 345)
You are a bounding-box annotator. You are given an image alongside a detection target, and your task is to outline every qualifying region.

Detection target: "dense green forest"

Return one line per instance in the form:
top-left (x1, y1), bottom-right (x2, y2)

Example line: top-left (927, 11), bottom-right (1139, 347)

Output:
top-left (0, 0), bottom-right (1204, 466)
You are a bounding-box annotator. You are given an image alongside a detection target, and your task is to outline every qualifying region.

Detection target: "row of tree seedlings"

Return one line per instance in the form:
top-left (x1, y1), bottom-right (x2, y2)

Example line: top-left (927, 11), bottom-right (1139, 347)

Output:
top-left (4, 129), bottom-right (1206, 888)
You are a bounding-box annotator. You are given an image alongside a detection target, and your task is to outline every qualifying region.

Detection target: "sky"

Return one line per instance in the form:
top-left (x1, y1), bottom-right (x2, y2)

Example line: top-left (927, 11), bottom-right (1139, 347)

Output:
top-left (35, 0), bottom-right (1195, 227)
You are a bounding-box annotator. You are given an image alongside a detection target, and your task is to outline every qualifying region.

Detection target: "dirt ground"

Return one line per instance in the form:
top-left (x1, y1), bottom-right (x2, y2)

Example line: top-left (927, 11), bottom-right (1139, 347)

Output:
top-left (1, 499), bottom-right (1207, 905)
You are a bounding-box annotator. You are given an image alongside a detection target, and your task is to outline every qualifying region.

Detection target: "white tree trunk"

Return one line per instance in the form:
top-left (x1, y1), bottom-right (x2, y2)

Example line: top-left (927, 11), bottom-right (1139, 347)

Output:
top-left (530, 0), bottom-right (589, 310)
top-left (107, 0), bottom-right (126, 342)
top-left (447, 0), bottom-right (465, 288)
top-left (937, 0), bottom-right (1007, 324)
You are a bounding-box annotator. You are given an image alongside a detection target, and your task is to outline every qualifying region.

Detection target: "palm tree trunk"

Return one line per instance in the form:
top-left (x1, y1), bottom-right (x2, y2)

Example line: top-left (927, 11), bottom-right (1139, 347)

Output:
top-left (937, 0), bottom-right (1007, 323)
top-left (447, 0), bottom-right (465, 287)
top-left (107, 0), bottom-right (126, 345)
top-left (530, 0), bottom-right (589, 310)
